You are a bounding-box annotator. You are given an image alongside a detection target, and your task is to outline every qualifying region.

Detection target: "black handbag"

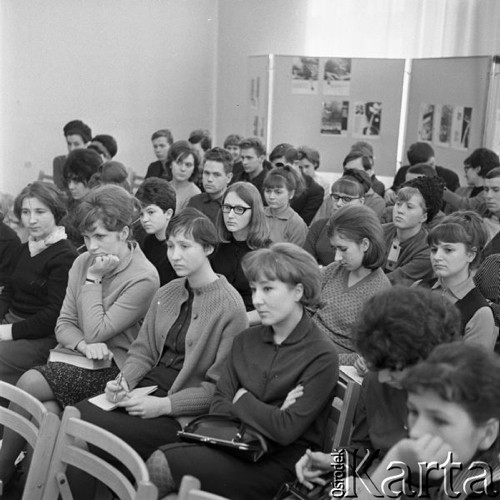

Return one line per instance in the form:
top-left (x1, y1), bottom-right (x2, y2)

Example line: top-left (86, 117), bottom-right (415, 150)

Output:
top-left (177, 414), bottom-right (268, 462)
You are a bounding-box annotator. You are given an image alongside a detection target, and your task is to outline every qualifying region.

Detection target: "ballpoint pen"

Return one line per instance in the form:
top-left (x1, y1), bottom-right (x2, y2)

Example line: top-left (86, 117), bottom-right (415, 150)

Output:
top-left (114, 373), bottom-right (123, 402)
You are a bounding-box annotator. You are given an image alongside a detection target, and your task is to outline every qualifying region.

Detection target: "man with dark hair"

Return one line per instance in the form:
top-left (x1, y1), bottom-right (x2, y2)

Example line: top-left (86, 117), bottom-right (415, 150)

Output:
top-left (188, 129), bottom-right (212, 159)
top-left (88, 134), bottom-right (118, 161)
top-left (52, 119), bottom-right (92, 190)
top-left (230, 137), bottom-right (270, 201)
top-left (443, 148), bottom-right (500, 214)
top-left (385, 142), bottom-right (459, 203)
top-left (187, 147), bottom-right (233, 224)
top-left (135, 177), bottom-right (177, 286)
top-left (145, 129), bottom-right (174, 180)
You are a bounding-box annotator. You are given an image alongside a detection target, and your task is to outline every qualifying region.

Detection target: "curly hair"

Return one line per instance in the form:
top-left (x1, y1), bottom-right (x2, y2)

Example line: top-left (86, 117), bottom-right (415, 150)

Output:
top-left (354, 286), bottom-right (461, 370)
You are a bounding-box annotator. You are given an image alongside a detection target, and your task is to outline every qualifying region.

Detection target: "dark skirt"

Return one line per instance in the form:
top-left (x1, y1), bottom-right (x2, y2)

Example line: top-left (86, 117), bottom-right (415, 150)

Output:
top-left (34, 361), bottom-right (120, 408)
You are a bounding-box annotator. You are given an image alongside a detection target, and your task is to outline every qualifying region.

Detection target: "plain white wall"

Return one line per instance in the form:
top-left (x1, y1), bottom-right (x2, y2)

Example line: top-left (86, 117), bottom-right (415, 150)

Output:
top-left (0, 0), bottom-right (217, 195)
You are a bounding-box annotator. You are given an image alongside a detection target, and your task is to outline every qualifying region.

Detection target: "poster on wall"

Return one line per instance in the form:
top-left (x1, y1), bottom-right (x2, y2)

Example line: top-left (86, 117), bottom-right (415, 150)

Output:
top-left (291, 57), bottom-right (319, 94)
top-left (353, 101), bottom-right (382, 137)
top-left (323, 58), bottom-right (351, 96)
top-left (417, 104), bottom-right (435, 142)
top-left (320, 100), bottom-right (349, 135)
top-left (451, 106), bottom-right (472, 150)
top-left (435, 104), bottom-right (453, 147)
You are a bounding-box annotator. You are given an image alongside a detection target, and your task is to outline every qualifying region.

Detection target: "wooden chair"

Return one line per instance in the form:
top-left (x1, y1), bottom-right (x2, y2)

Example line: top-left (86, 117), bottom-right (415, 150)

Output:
top-left (0, 381), bottom-right (60, 500)
top-left (324, 371), bottom-right (362, 451)
top-left (41, 406), bottom-right (157, 500)
top-left (37, 170), bottom-right (55, 184)
top-left (129, 170), bottom-right (145, 193)
top-left (177, 475), bottom-right (229, 500)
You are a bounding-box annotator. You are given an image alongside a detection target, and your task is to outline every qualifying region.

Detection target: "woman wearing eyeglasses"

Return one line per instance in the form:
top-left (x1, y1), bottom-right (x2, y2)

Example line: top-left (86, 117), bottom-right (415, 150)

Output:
top-left (304, 175), bottom-right (365, 266)
top-left (211, 182), bottom-right (272, 323)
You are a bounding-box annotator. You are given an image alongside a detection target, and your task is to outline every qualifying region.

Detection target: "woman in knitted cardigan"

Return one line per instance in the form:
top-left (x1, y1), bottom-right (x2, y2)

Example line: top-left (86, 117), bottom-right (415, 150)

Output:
top-left (76, 207), bottom-right (248, 461)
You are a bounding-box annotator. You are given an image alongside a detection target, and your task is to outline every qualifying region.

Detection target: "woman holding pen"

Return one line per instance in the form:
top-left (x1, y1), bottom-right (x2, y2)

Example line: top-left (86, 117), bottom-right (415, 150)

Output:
top-left (0, 185), bottom-right (160, 486)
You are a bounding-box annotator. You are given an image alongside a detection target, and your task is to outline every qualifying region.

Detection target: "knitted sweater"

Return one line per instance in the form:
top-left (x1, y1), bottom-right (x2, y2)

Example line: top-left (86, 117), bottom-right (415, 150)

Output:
top-left (382, 223), bottom-right (433, 286)
top-left (264, 206), bottom-right (308, 246)
top-left (121, 275), bottom-right (248, 418)
top-left (56, 243), bottom-right (159, 369)
top-left (0, 222), bottom-right (21, 287)
top-left (303, 218), bottom-right (336, 266)
top-left (0, 240), bottom-right (77, 340)
top-left (211, 312), bottom-right (338, 448)
top-left (312, 263), bottom-right (391, 352)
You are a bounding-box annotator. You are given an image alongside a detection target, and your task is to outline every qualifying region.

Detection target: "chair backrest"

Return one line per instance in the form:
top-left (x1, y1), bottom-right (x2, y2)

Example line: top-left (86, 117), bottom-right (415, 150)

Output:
top-left (38, 170), bottom-right (55, 184)
top-left (0, 381), bottom-right (60, 500)
top-left (41, 406), bottom-right (157, 500)
top-left (324, 371), bottom-right (361, 451)
top-left (129, 170), bottom-right (145, 193)
top-left (177, 475), bottom-right (229, 500)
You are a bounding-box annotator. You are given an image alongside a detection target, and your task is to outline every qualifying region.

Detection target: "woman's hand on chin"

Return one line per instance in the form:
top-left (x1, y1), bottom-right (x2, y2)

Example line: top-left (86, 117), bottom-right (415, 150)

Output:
top-left (88, 254), bottom-right (120, 278)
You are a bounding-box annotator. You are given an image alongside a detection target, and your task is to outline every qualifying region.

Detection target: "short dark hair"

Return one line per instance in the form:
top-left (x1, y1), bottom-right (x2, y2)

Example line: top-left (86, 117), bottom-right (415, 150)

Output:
top-left (239, 137), bottom-right (266, 157)
top-left (14, 181), bottom-right (67, 224)
top-left (63, 120), bottom-right (92, 143)
top-left (331, 177), bottom-right (366, 198)
top-left (342, 150), bottom-right (372, 171)
top-left (403, 342), bottom-right (500, 462)
top-left (89, 135), bottom-right (118, 159)
top-left (223, 134), bottom-right (243, 148)
top-left (151, 129), bottom-right (174, 145)
top-left (166, 207), bottom-right (219, 250)
top-left (354, 286), bottom-right (461, 371)
top-left (342, 169), bottom-right (372, 193)
top-left (428, 210), bottom-right (488, 269)
top-left (63, 149), bottom-right (102, 185)
top-left (188, 129), bottom-right (212, 151)
top-left (166, 141), bottom-right (201, 182)
top-left (327, 204), bottom-right (386, 269)
top-left (203, 147), bottom-right (234, 175)
top-left (269, 143), bottom-right (294, 162)
top-left (297, 146), bottom-right (320, 168)
top-left (263, 166), bottom-right (305, 199)
top-left (135, 177), bottom-right (176, 214)
top-left (242, 242), bottom-right (321, 307)
top-left (74, 184), bottom-right (139, 234)
top-left (407, 163), bottom-right (437, 178)
top-left (464, 148), bottom-right (500, 177)
top-left (407, 142), bottom-right (435, 165)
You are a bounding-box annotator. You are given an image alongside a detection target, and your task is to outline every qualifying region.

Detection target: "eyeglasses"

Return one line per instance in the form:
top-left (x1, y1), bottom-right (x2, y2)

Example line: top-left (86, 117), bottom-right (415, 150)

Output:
top-left (221, 204), bottom-right (252, 215)
top-left (330, 194), bottom-right (359, 203)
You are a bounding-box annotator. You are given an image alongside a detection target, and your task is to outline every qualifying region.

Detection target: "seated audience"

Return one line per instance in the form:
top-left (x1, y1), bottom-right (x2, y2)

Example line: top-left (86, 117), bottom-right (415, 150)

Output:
top-left (75, 208), bottom-right (248, 461)
top-left (0, 182), bottom-right (77, 386)
top-left (383, 175), bottom-right (444, 285)
top-left (0, 184), bottom-right (159, 485)
top-left (0, 194), bottom-right (21, 291)
top-left (481, 167), bottom-right (500, 258)
top-left (297, 145), bottom-right (331, 196)
top-left (136, 178), bottom-right (178, 286)
top-left (312, 205), bottom-right (390, 363)
top-left (187, 147), bottom-right (233, 224)
top-left (356, 342), bottom-right (500, 499)
top-left (188, 128), bottom-right (212, 160)
top-left (145, 129), bottom-right (174, 180)
top-left (304, 175), bottom-right (366, 266)
top-left (295, 286), bottom-right (461, 488)
top-left (385, 142), bottom-right (459, 203)
top-left (211, 182), bottom-right (272, 318)
top-left (88, 134), bottom-right (118, 161)
top-left (167, 141), bottom-right (201, 211)
top-left (230, 137), bottom-right (270, 202)
top-left (52, 120), bottom-right (92, 190)
top-left (443, 148), bottom-right (499, 215)
top-left (146, 243), bottom-right (339, 499)
top-left (419, 211), bottom-right (496, 349)
top-left (263, 166), bottom-right (307, 246)
top-left (350, 141), bottom-right (385, 197)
